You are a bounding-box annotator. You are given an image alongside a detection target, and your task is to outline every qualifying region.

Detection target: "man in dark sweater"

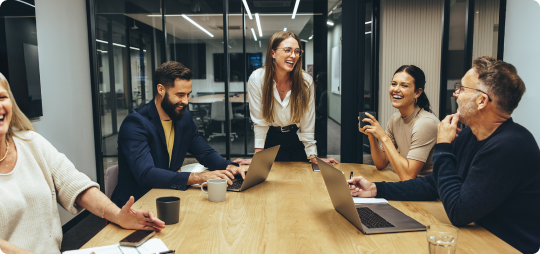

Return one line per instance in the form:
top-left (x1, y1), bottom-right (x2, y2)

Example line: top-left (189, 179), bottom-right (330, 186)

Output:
top-left (349, 56), bottom-right (540, 253)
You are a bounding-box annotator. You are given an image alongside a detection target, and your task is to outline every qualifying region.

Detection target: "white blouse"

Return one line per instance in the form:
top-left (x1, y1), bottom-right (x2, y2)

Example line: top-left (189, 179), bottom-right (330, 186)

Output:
top-left (247, 68), bottom-right (317, 157)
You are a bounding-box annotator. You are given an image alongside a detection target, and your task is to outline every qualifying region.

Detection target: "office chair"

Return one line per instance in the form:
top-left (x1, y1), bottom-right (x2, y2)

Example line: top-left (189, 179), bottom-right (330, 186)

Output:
top-left (207, 101), bottom-right (239, 141)
top-left (105, 165), bottom-right (119, 199)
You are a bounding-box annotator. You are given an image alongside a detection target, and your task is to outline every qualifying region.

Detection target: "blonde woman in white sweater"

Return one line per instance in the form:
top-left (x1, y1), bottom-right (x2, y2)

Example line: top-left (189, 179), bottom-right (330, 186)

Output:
top-left (0, 74), bottom-right (165, 254)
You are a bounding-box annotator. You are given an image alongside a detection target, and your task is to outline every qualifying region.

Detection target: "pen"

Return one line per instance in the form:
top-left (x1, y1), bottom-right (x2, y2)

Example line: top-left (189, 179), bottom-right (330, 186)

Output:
top-left (349, 172), bottom-right (353, 187)
top-left (152, 251), bottom-right (175, 254)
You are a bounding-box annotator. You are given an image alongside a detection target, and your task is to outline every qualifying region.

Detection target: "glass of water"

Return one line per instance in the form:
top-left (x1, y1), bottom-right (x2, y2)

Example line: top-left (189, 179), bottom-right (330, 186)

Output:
top-left (427, 224), bottom-right (459, 254)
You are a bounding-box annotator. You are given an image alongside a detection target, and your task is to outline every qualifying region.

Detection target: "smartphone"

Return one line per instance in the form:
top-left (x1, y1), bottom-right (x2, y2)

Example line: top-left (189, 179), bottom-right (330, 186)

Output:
top-left (119, 230), bottom-right (156, 247)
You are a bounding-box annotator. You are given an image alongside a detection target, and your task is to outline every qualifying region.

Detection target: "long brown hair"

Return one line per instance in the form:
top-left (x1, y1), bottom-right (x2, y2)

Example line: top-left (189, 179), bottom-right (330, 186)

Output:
top-left (0, 72), bottom-right (34, 141)
top-left (262, 31), bottom-right (311, 123)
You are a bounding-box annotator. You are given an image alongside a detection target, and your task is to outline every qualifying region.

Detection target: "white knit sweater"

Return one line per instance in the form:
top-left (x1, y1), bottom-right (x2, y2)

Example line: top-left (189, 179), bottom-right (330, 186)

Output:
top-left (0, 131), bottom-right (98, 254)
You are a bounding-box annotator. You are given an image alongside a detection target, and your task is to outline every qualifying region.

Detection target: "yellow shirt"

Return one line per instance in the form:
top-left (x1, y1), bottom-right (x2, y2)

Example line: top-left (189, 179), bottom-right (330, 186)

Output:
top-left (161, 120), bottom-right (175, 166)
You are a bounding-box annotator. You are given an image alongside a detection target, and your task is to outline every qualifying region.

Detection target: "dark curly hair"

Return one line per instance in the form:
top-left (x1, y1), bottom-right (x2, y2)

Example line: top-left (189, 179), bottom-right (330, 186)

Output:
top-left (154, 61), bottom-right (193, 89)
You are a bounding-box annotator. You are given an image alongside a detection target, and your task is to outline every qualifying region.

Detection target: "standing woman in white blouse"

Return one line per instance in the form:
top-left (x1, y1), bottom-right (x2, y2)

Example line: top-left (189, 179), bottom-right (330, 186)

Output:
top-left (234, 31), bottom-right (337, 164)
top-left (0, 73), bottom-right (165, 254)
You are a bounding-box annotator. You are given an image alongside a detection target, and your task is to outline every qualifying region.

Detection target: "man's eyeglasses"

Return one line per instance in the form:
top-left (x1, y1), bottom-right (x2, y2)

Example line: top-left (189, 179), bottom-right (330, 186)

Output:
top-left (274, 47), bottom-right (304, 57)
top-left (454, 82), bottom-right (492, 101)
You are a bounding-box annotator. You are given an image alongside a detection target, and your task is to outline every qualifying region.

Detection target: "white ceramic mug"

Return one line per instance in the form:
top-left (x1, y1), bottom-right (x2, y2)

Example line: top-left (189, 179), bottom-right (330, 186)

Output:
top-left (201, 179), bottom-right (227, 202)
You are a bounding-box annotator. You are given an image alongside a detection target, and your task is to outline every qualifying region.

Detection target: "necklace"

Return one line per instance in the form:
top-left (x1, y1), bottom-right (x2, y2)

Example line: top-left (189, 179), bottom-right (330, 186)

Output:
top-left (0, 139), bottom-right (9, 163)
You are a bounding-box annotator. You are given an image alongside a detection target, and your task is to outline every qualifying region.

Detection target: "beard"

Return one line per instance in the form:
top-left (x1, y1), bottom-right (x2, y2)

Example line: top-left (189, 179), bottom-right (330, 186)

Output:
top-left (161, 91), bottom-right (187, 121)
top-left (456, 93), bottom-right (479, 126)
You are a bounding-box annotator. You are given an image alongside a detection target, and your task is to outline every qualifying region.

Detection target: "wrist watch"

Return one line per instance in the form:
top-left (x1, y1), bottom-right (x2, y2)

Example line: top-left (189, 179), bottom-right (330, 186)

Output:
top-left (307, 154), bottom-right (317, 160)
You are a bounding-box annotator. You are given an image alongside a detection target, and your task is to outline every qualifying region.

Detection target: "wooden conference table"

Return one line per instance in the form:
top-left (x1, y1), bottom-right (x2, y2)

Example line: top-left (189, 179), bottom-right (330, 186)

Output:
top-left (82, 163), bottom-right (518, 253)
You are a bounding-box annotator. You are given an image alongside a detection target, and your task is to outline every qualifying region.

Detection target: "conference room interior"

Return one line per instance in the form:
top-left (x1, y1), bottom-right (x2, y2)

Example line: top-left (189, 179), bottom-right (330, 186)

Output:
top-left (5, 0), bottom-right (540, 252)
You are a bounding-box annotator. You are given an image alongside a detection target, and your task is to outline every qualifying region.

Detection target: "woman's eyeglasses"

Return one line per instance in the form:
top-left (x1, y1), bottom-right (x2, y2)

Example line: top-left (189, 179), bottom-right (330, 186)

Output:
top-left (274, 47), bottom-right (303, 57)
top-left (454, 82), bottom-right (492, 101)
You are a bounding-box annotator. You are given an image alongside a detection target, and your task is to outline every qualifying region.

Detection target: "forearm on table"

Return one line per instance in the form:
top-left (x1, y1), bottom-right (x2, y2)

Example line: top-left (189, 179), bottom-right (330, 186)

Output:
top-left (369, 135), bottom-right (388, 169)
top-left (375, 174), bottom-right (439, 201)
top-left (380, 137), bottom-right (419, 180)
top-left (0, 239), bottom-right (35, 254)
top-left (76, 186), bottom-right (122, 224)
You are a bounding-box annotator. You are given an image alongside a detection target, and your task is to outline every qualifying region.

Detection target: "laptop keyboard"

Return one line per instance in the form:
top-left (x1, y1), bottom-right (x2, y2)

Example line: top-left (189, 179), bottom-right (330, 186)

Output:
top-left (228, 179), bottom-right (244, 190)
top-left (356, 207), bottom-right (395, 229)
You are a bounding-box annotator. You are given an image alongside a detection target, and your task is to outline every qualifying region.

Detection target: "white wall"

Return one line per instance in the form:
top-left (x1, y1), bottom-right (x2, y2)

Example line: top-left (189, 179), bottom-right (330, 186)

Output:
top-left (35, 0), bottom-right (97, 225)
top-left (504, 0), bottom-right (540, 142)
top-left (378, 0), bottom-right (443, 130)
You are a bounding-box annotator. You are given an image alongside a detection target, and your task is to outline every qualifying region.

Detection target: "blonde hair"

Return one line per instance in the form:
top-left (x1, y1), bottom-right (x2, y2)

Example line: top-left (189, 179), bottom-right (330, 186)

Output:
top-left (0, 72), bottom-right (34, 141)
top-left (261, 31), bottom-right (311, 124)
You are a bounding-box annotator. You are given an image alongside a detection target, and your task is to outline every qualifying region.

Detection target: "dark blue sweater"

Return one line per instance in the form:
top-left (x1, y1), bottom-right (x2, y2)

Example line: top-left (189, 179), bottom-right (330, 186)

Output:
top-left (375, 118), bottom-right (540, 253)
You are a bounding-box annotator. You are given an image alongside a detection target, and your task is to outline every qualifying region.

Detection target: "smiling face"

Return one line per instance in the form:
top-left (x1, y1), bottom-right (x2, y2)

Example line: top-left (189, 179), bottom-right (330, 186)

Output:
top-left (455, 68), bottom-right (482, 125)
top-left (271, 37), bottom-right (300, 73)
top-left (159, 78), bottom-right (192, 121)
top-left (0, 83), bottom-right (13, 137)
top-left (389, 71), bottom-right (420, 111)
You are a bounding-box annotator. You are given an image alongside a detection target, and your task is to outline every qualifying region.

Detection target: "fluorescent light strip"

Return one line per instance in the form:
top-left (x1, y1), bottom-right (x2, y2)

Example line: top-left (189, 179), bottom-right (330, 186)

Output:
top-left (148, 13), bottom-right (320, 17)
top-left (292, 0), bottom-right (300, 19)
top-left (308, 35), bottom-right (313, 40)
top-left (113, 43), bottom-right (126, 48)
top-left (182, 14), bottom-right (214, 37)
top-left (365, 31), bottom-right (372, 34)
top-left (251, 28), bottom-right (258, 41)
top-left (327, 21), bottom-right (334, 26)
top-left (365, 21), bottom-right (372, 24)
top-left (300, 39), bottom-right (308, 42)
top-left (259, 41), bottom-right (261, 48)
top-left (96, 39), bottom-right (107, 44)
top-left (242, 0), bottom-right (253, 19)
top-left (15, 0), bottom-right (34, 8)
top-left (284, 27), bottom-right (287, 31)
top-left (255, 13), bottom-right (262, 37)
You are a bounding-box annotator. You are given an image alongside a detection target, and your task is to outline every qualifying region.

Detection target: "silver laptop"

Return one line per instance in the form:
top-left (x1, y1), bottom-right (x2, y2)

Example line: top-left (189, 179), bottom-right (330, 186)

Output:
top-left (227, 145), bottom-right (280, 192)
top-left (317, 158), bottom-right (425, 234)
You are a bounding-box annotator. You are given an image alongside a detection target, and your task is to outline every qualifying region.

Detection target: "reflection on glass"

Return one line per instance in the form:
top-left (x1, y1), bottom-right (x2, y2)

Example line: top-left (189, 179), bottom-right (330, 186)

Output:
top-left (327, 0), bottom-right (342, 160)
top-left (444, 0), bottom-right (467, 115)
top-left (472, 0), bottom-right (500, 59)
top-left (164, 0), bottom-right (228, 154)
top-left (95, 1), bottom-right (162, 159)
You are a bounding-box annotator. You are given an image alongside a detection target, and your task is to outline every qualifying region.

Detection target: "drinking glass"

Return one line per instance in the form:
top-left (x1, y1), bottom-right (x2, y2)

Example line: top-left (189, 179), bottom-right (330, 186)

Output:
top-left (427, 224), bottom-right (459, 254)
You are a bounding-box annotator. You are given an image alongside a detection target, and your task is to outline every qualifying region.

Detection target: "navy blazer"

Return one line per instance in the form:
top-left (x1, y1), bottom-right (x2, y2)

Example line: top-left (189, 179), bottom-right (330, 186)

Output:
top-left (111, 99), bottom-right (234, 206)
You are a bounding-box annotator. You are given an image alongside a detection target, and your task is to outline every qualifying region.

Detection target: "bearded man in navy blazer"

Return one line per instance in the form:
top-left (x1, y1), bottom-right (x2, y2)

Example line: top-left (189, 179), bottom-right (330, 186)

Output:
top-left (111, 61), bottom-right (246, 206)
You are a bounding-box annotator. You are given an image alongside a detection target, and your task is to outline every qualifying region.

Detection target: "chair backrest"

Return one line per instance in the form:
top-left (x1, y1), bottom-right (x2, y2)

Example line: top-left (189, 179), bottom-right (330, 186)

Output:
top-left (210, 100), bottom-right (233, 121)
top-left (105, 165), bottom-right (119, 199)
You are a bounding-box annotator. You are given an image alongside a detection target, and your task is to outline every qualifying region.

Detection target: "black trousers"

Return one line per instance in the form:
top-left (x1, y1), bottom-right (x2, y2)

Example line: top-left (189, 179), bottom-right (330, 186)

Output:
top-left (264, 126), bottom-right (309, 162)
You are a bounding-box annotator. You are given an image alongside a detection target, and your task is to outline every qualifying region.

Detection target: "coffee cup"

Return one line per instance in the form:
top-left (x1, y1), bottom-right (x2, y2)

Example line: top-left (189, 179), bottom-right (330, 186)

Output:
top-left (359, 111), bottom-right (377, 128)
top-left (156, 196), bottom-right (180, 225)
top-left (201, 179), bottom-right (227, 202)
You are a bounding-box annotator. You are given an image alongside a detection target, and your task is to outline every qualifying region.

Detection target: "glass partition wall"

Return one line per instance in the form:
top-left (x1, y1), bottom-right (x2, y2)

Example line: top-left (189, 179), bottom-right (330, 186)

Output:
top-left (91, 0), bottom-right (342, 179)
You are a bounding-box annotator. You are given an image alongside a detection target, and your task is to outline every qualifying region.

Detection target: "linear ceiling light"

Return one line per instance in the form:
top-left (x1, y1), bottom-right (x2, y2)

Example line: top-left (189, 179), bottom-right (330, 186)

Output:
top-left (292, 0), bottom-right (300, 19)
top-left (308, 35), bottom-right (313, 40)
top-left (259, 41), bottom-right (261, 48)
top-left (365, 21), bottom-right (372, 24)
top-left (148, 13), bottom-right (318, 17)
top-left (300, 39), bottom-right (308, 42)
top-left (242, 0), bottom-right (253, 19)
top-left (15, 0), bottom-right (34, 7)
top-left (251, 28), bottom-right (258, 41)
top-left (327, 20), bottom-right (334, 26)
top-left (182, 14), bottom-right (214, 37)
top-left (284, 27), bottom-right (287, 31)
top-left (255, 13), bottom-right (263, 37)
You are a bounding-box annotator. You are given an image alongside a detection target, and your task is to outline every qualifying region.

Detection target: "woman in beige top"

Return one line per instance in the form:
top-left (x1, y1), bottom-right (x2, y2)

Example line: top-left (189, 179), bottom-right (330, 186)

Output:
top-left (359, 65), bottom-right (439, 181)
top-left (0, 74), bottom-right (165, 254)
